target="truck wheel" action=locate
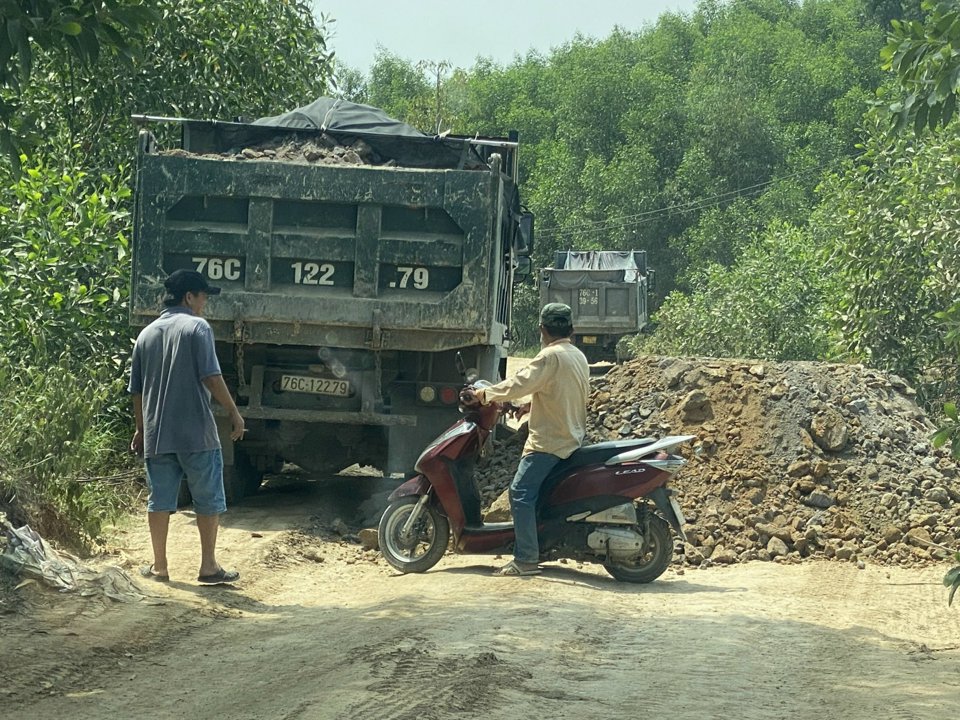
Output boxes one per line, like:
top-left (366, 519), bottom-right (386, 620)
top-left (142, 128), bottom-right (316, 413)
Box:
top-left (378, 496), bottom-right (450, 573)
top-left (223, 451), bottom-right (262, 505)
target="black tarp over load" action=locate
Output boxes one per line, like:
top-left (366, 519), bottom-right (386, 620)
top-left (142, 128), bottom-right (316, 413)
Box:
top-left (178, 97), bottom-right (489, 169)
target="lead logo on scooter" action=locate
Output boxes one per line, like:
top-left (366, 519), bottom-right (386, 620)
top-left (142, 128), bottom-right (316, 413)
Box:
top-left (614, 467), bottom-right (647, 475)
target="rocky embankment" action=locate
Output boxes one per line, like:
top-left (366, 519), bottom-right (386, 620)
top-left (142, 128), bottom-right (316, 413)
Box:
top-left (475, 356), bottom-right (960, 567)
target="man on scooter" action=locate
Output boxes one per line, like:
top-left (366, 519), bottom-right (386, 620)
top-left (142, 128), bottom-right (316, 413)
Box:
top-left (460, 303), bottom-right (590, 576)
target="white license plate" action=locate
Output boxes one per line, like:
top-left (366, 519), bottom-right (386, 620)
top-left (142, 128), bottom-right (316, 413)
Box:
top-left (280, 374), bottom-right (350, 397)
top-left (581, 335), bottom-right (598, 344)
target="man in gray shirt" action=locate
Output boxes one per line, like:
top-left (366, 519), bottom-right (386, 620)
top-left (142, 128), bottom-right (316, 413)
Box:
top-left (129, 269), bottom-right (245, 584)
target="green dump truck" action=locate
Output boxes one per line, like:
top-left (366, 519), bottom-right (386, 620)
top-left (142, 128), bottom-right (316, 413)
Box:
top-left (130, 98), bottom-right (533, 500)
top-left (539, 250), bottom-right (651, 363)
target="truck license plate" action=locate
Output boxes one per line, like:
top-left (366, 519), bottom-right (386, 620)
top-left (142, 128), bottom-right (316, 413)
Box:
top-left (581, 336), bottom-right (597, 344)
top-left (280, 375), bottom-right (350, 397)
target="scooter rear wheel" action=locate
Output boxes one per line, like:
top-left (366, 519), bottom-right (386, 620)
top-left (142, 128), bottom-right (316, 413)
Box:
top-left (603, 514), bottom-right (674, 583)
top-left (379, 496), bottom-right (450, 574)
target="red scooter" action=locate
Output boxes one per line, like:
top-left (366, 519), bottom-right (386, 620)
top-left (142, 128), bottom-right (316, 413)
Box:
top-left (378, 375), bottom-right (693, 583)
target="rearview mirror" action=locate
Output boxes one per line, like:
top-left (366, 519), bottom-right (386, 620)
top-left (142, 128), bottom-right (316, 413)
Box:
top-left (514, 212), bottom-right (534, 255)
top-left (512, 255), bottom-right (532, 283)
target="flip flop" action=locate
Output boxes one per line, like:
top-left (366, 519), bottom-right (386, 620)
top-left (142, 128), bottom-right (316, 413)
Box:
top-left (139, 564), bottom-right (169, 582)
top-left (494, 560), bottom-right (541, 577)
top-left (197, 567), bottom-right (240, 584)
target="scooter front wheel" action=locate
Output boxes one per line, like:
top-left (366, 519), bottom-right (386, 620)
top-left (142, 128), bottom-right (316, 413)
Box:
top-left (603, 514), bottom-right (674, 583)
top-left (378, 496), bottom-right (450, 573)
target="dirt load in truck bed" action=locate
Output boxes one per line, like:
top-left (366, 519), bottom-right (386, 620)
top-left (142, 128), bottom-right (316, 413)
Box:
top-left (163, 136), bottom-right (387, 166)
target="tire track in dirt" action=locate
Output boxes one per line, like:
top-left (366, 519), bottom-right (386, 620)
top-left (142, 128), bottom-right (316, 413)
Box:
top-left (5, 484), bottom-right (960, 720)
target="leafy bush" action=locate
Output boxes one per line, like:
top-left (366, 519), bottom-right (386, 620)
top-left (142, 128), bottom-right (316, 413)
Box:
top-left (817, 121), bottom-right (960, 404)
top-left (0, 357), bottom-right (137, 549)
top-left (0, 157), bottom-right (136, 547)
top-left (629, 223), bottom-right (831, 361)
top-left (0, 156), bottom-right (131, 373)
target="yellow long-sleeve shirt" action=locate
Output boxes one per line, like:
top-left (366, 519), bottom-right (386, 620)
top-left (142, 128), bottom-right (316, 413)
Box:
top-left (477, 339), bottom-right (590, 459)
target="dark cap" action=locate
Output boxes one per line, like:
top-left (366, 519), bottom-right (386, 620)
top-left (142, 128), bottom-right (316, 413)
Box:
top-left (539, 302), bottom-right (572, 325)
top-left (163, 269), bottom-right (221, 299)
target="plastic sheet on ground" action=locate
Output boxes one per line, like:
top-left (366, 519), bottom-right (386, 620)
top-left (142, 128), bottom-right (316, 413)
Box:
top-left (1, 520), bottom-right (144, 603)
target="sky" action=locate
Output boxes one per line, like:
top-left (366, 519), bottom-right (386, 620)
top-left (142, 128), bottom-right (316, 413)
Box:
top-left (311, 0), bottom-right (701, 72)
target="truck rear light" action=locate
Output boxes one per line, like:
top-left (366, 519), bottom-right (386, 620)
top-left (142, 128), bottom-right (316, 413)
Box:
top-left (419, 386), bottom-right (437, 403)
top-left (440, 386), bottom-right (459, 405)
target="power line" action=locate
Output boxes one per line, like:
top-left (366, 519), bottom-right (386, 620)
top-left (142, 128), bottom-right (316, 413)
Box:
top-left (535, 166), bottom-right (822, 242)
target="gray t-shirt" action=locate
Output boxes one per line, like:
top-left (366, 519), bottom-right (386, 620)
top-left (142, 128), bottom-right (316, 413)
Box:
top-left (128, 307), bottom-right (222, 458)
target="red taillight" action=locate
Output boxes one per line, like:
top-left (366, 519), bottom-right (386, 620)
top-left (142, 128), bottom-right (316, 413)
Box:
top-left (440, 386), bottom-right (459, 405)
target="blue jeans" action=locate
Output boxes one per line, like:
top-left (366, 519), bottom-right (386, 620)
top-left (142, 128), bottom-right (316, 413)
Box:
top-left (145, 449), bottom-right (226, 515)
top-left (510, 452), bottom-right (561, 564)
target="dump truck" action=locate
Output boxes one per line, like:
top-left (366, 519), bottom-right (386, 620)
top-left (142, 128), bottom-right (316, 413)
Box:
top-left (539, 250), bottom-right (651, 362)
top-left (130, 98), bottom-right (533, 500)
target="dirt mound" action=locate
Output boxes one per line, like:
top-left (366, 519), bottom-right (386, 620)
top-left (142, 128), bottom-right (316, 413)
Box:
top-left (162, 136), bottom-right (389, 166)
top-left (475, 356), bottom-right (960, 567)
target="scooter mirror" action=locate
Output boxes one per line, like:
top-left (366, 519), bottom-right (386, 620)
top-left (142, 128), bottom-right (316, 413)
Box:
top-left (455, 352), bottom-right (467, 379)
top-left (465, 367), bottom-right (480, 384)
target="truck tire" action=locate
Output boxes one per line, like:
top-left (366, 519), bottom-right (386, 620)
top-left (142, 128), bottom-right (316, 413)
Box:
top-left (223, 450), bottom-right (262, 505)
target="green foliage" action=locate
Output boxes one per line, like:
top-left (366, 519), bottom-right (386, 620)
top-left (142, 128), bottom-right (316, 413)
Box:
top-left (932, 401), bottom-right (960, 456)
top-left (945, 553), bottom-right (960, 606)
top-left (351, 0), bottom-right (890, 350)
top-left (816, 121), bottom-right (960, 401)
top-left (0, 156), bottom-right (131, 371)
top-left (0, 155), bottom-right (135, 546)
top-left (930, 302), bottom-right (960, 458)
top-left (16, 0), bottom-right (333, 171)
top-left (0, 0), bottom-right (158, 165)
top-left (882, 0), bottom-right (960, 133)
top-left (630, 223), bottom-right (831, 361)
top-left (0, 357), bottom-right (135, 548)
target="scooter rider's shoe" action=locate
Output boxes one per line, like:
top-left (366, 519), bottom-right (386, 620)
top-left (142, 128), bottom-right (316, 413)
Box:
top-left (494, 560), bottom-right (541, 577)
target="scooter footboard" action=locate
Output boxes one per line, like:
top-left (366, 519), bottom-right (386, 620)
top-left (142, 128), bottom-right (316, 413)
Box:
top-left (648, 486), bottom-right (687, 541)
top-left (388, 474), bottom-right (431, 501)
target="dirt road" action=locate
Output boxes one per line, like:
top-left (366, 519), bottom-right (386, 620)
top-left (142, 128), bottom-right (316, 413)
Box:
top-left (3, 473), bottom-right (959, 720)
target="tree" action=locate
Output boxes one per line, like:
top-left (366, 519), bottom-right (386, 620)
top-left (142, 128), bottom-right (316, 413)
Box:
top-left (0, 0), bottom-right (158, 166)
top-left (882, 0), bottom-right (960, 133)
top-left (816, 121), bottom-right (960, 402)
top-left (16, 0), bottom-right (333, 171)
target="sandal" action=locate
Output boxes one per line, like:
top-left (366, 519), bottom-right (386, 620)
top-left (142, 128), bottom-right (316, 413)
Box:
top-left (494, 560), bottom-right (541, 577)
top-left (197, 567), bottom-right (240, 584)
top-left (139, 564), bottom-right (169, 582)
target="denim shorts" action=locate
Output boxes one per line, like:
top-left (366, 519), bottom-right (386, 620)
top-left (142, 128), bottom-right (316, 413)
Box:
top-left (145, 449), bottom-right (226, 515)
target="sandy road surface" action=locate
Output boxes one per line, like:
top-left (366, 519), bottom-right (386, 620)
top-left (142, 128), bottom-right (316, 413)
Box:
top-left (3, 474), bottom-right (959, 720)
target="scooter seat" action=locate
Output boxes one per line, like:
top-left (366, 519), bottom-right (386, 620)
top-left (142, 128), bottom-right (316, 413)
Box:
top-left (550, 438), bottom-right (657, 477)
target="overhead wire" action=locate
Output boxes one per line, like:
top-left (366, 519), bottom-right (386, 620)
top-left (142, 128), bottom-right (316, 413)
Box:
top-left (534, 165), bottom-right (824, 242)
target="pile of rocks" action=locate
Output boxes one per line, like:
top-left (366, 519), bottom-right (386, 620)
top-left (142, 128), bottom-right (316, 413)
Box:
top-left (475, 356), bottom-right (960, 567)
